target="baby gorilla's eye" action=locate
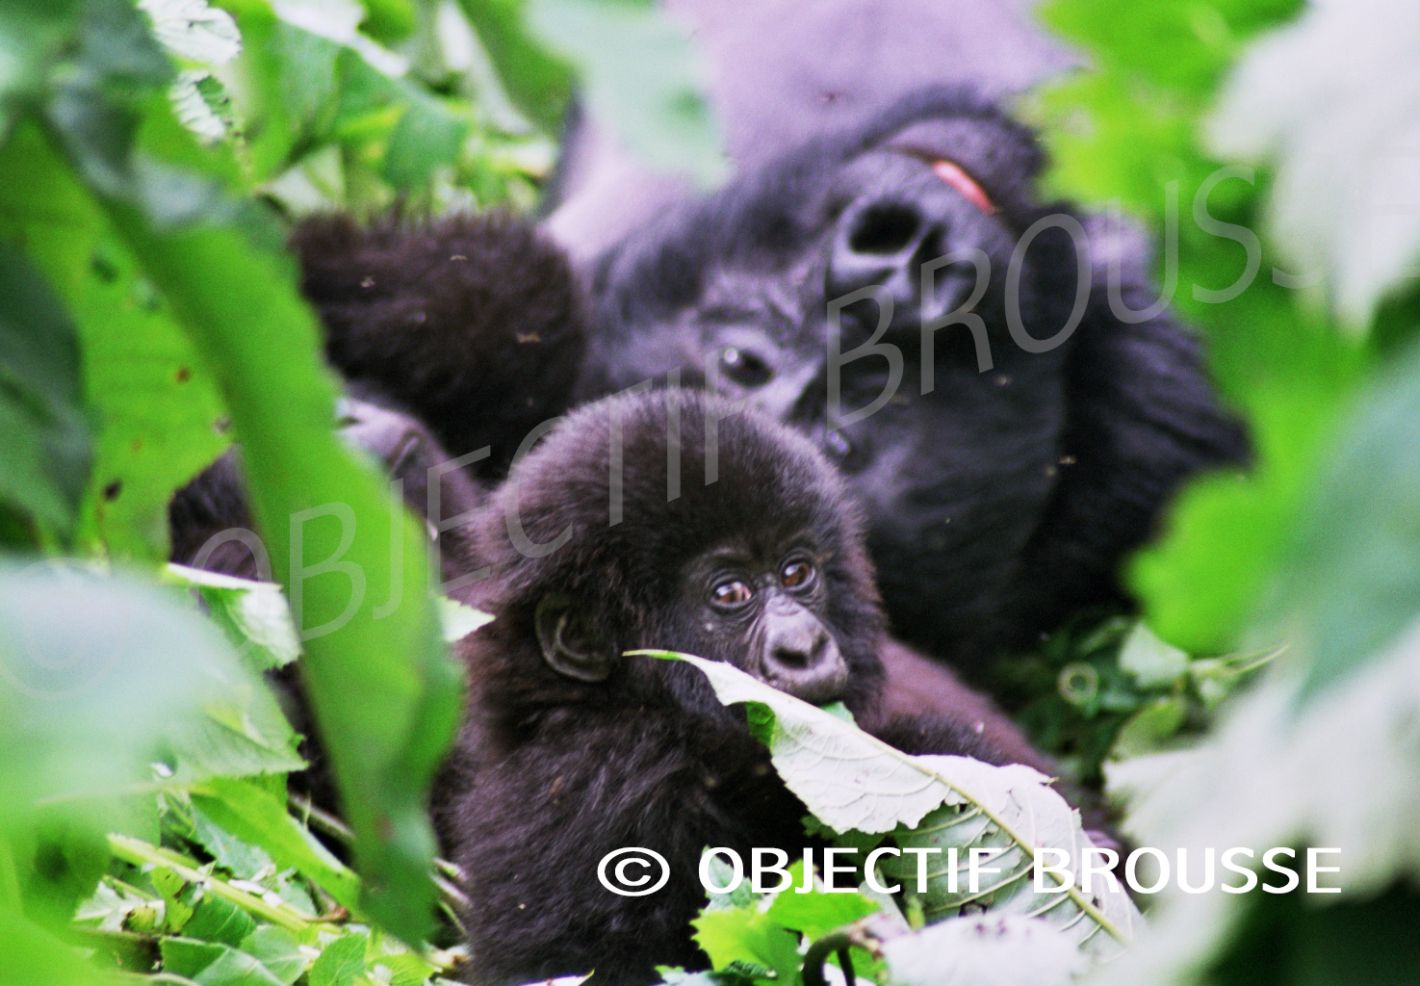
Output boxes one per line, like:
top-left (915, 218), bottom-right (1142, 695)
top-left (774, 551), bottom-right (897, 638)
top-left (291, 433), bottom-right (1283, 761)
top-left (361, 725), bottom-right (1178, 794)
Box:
top-left (718, 345), bottom-right (773, 388)
top-left (710, 579), bottom-right (754, 609)
top-left (780, 559), bottom-right (816, 590)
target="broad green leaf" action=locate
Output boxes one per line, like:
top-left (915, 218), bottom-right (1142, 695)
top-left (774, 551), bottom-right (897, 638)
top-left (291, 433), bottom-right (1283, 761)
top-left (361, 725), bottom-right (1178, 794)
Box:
top-left (240, 925), bottom-right (308, 986)
top-left (192, 777), bottom-right (361, 912)
top-left (883, 914), bottom-right (1085, 986)
top-left (0, 907), bottom-right (117, 986)
top-left (309, 930), bottom-right (369, 985)
top-left (0, 124), bottom-right (230, 561)
top-left (170, 565), bottom-right (303, 671)
top-left (764, 871), bottom-right (879, 938)
top-left (648, 653), bottom-right (1140, 958)
top-left (160, 936), bottom-right (287, 986)
top-left (182, 890), bottom-right (258, 948)
top-left (691, 907), bottom-right (800, 983)
top-left (189, 799), bottom-right (279, 878)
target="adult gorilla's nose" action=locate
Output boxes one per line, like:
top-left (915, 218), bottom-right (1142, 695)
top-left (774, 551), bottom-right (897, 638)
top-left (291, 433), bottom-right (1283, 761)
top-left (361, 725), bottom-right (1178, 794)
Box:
top-left (826, 193), bottom-right (943, 317)
top-left (761, 608), bottom-right (848, 704)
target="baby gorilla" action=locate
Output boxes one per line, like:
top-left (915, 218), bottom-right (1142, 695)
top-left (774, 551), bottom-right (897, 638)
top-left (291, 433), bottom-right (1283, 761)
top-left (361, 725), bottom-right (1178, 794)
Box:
top-left (442, 390), bottom-right (1053, 986)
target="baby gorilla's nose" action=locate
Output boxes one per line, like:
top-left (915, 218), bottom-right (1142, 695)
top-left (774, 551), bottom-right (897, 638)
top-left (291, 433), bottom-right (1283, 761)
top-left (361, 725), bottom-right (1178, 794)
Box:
top-left (761, 611), bottom-right (848, 705)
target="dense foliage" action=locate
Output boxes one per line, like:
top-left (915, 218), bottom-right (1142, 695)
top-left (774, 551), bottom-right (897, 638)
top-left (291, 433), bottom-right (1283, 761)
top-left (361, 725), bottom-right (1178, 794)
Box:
top-left (1, 0), bottom-right (1418, 983)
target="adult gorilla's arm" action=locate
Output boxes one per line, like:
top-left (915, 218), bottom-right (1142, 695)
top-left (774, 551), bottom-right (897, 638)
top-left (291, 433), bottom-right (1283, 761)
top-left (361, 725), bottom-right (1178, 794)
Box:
top-left (290, 213), bottom-right (586, 479)
top-left (545, 0), bottom-right (1076, 259)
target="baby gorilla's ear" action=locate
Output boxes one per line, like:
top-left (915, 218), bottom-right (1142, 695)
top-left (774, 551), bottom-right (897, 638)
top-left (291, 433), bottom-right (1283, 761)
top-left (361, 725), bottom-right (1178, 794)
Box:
top-left (534, 594), bottom-right (613, 682)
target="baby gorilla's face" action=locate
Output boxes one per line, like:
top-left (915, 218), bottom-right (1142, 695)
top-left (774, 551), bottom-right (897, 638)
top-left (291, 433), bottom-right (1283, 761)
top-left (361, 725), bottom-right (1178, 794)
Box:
top-left (676, 537), bottom-right (848, 705)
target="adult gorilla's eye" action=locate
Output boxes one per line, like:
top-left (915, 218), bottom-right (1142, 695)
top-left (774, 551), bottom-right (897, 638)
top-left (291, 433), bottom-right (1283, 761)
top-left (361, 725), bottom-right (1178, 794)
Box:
top-left (710, 579), bottom-right (754, 609)
top-left (780, 559), bottom-right (815, 590)
top-left (718, 346), bottom-right (773, 387)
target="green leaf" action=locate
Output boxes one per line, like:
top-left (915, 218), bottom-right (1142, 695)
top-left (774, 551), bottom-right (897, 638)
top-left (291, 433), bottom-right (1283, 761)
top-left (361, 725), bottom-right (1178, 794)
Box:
top-left (0, 565), bottom-right (284, 821)
top-left (381, 93), bottom-right (470, 190)
top-left (764, 873), bottom-right (879, 938)
top-left (1272, 341), bottom-right (1420, 700)
top-left (454, 0), bottom-right (572, 132)
top-left (1117, 623), bottom-right (1189, 689)
top-left (309, 931), bottom-right (369, 986)
top-left (240, 925), bottom-right (308, 986)
top-left (0, 244), bottom-right (92, 537)
top-left (646, 652), bottom-right (1140, 957)
top-left (192, 777), bottom-right (361, 912)
top-left (170, 565), bottom-right (303, 671)
top-left (160, 936), bottom-right (287, 986)
top-left (526, 0), bottom-right (724, 187)
top-left (0, 124), bottom-right (230, 561)
top-left (182, 891), bottom-right (258, 948)
top-left (691, 907), bottom-right (800, 982)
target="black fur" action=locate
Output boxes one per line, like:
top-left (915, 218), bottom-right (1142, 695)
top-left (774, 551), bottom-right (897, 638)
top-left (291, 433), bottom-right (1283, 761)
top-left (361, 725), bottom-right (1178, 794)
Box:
top-left (580, 87), bottom-right (1249, 676)
top-left (442, 390), bottom-right (1061, 986)
top-left (292, 212), bottom-right (587, 477)
top-left (168, 397), bottom-right (481, 582)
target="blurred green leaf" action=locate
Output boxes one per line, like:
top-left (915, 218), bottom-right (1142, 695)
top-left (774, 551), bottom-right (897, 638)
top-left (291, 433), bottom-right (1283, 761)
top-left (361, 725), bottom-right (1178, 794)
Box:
top-left (764, 870), bottom-right (878, 938)
top-left (526, 0), bottom-right (724, 187)
top-left (1271, 341), bottom-right (1420, 700)
top-left (454, 0), bottom-right (572, 132)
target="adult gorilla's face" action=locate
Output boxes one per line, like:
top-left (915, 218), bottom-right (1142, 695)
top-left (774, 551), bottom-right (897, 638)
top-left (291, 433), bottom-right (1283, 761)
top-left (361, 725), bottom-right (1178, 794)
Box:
top-left (582, 90), bottom-right (1246, 669)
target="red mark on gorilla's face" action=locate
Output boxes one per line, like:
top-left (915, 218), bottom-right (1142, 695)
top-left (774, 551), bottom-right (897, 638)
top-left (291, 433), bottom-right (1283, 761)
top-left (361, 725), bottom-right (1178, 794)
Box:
top-left (932, 159), bottom-right (995, 215)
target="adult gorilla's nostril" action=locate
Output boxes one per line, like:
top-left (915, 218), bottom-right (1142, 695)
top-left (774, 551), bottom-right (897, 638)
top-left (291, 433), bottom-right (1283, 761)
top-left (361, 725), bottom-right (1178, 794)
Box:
top-left (848, 203), bottom-right (922, 255)
top-left (826, 196), bottom-right (942, 316)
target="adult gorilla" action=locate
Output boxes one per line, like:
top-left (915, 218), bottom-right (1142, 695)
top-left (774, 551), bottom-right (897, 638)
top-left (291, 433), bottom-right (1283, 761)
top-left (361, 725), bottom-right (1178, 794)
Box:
top-left (577, 88), bottom-right (1248, 677)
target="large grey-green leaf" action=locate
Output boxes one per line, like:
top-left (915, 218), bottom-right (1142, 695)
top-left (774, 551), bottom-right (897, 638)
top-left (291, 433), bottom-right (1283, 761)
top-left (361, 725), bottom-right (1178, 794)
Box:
top-left (1209, 0), bottom-right (1420, 327)
top-left (650, 653), bottom-right (1140, 958)
top-left (884, 913), bottom-right (1086, 986)
top-left (0, 564), bottom-right (285, 819)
